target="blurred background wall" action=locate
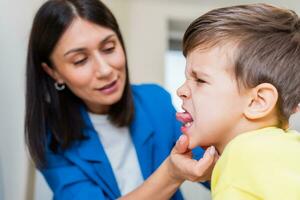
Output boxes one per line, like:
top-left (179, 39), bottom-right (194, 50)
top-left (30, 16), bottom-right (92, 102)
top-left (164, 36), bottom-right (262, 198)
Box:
top-left (0, 0), bottom-right (299, 200)
top-left (0, 0), bottom-right (45, 200)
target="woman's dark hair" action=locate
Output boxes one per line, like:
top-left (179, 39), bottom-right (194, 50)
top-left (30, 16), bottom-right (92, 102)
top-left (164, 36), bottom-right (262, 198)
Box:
top-left (25, 0), bottom-right (134, 168)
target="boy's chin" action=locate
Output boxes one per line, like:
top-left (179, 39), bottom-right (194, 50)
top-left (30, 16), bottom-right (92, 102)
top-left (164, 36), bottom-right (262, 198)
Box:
top-left (188, 139), bottom-right (204, 150)
top-left (188, 137), bottom-right (210, 150)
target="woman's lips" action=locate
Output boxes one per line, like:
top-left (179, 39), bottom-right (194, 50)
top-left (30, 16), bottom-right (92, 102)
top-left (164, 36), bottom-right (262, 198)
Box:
top-left (97, 79), bottom-right (118, 95)
top-left (176, 112), bottom-right (194, 134)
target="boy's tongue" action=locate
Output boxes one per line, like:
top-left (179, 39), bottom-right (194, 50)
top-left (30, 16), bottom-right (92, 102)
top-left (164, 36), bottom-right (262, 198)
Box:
top-left (176, 112), bottom-right (193, 123)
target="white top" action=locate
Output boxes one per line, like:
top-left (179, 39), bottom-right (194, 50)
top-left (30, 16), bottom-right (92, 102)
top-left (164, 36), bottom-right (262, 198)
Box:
top-left (88, 112), bottom-right (144, 195)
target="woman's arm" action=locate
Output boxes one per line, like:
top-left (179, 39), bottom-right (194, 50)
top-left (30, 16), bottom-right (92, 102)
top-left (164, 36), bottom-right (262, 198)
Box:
top-left (120, 135), bottom-right (218, 200)
top-left (41, 134), bottom-right (217, 200)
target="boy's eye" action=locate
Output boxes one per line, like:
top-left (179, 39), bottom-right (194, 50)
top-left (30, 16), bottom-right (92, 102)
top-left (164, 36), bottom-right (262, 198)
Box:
top-left (196, 78), bottom-right (206, 83)
top-left (74, 57), bottom-right (87, 65)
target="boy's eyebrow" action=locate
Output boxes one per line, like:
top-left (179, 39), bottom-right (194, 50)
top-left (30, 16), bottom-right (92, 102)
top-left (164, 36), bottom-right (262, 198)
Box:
top-left (192, 68), bottom-right (211, 78)
top-left (63, 34), bottom-right (116, 57)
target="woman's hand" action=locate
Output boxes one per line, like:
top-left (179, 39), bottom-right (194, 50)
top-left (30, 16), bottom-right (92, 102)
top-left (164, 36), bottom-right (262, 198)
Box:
top-left (167, 135), bottom-right (219, 183)
top-left (120, 135), bottom-right (218, 200)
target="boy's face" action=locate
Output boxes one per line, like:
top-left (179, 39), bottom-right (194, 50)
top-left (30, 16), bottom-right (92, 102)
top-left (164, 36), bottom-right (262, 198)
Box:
top-left (177, 46), bottom-right (249, 151)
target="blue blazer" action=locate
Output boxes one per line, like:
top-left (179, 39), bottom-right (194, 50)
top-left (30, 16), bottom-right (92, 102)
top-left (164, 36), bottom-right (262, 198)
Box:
top-left (41, 84), bottom-right (205, 200)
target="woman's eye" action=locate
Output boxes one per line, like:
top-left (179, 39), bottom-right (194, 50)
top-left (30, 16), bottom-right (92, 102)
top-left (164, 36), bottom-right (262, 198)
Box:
top-left (74, 58), bottom-right (87, 65)
top-left (103, 46), bottom-right (115, 53)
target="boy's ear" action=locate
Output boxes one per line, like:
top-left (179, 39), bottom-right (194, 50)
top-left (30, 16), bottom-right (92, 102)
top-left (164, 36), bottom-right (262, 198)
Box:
top-left (41, 62), bottom-right (63, 83)
top-left (244, 83), bottom-right (278, 120)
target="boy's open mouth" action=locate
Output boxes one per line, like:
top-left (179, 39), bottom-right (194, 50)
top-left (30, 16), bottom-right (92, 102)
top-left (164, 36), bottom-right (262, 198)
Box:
top-left (176, 111), bottom-right (194, 133)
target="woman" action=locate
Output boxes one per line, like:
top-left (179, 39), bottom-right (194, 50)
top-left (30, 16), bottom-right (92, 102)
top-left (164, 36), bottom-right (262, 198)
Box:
top-left (25, 0), bottom-right (217, 199)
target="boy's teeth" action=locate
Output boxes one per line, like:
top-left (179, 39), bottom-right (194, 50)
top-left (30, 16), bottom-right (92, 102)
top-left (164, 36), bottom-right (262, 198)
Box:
top-left (185, 122), bottom-right (192, 127)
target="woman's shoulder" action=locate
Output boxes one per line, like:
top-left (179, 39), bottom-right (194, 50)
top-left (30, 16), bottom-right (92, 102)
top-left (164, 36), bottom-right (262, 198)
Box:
top-left (131, 83), bottom-right (169, 96)
top-left (131, 83), bottom-right (172, 103)
top-left (130, 83), bottom-right (175, 115)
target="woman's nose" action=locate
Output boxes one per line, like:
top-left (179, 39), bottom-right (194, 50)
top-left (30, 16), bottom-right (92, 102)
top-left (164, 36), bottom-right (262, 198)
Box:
top-left (95, 55), bottom-right (113, 78)
top-left (177, 82), bottom-right (190, 99)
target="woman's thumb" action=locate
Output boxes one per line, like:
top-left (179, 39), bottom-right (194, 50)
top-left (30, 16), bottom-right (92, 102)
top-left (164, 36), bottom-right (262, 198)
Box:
top-left (174, 135), bottom-right (189, 154)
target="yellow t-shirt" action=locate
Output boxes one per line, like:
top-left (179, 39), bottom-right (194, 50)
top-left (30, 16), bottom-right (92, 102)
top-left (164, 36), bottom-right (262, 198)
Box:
top-left (211, 127), bottom-right (300, 200)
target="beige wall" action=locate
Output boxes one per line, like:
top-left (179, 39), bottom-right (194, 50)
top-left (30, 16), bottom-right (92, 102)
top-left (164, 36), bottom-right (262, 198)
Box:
top-left (104, 0), bottom-right (214, 85)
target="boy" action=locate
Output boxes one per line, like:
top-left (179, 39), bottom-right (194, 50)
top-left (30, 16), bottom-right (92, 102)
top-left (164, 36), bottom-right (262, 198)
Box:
top-left (176, 3), bottom-right (300, 200)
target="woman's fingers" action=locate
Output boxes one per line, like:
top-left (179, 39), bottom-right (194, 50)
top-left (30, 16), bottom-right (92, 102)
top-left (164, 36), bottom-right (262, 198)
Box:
top-left (197, 146), bottom-right (216, 167)
top-left (213, 148), bottom-right (220, 164)
top-left (192, 146), bottom-right (217, 180)
top-left (173, 135), bottom-right (189, 154)
top-left (169, 135), bottom-right (220, 182)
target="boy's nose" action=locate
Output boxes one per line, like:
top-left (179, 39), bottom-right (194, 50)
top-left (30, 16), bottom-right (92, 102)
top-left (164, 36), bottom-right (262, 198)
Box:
top-left (177, 82), bottom-right (190, 99)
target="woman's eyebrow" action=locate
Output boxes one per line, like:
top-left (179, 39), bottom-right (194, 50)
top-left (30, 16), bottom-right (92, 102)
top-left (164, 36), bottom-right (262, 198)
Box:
top-left (63, 34), bottom-right (116, 57)
top-left (64, 47), bottom-right (85, 57)
top-left (100, 34), bottom-right (115, 45)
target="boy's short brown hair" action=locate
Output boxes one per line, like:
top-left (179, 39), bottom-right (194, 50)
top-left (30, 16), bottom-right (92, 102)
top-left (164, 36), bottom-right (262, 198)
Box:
top-left (183, 3), bottom-right (300, 125)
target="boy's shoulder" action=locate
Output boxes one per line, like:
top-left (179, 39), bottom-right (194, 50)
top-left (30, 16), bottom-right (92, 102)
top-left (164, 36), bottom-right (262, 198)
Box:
top-left (221, 127), bottom-right (300, 169)
top-left (227, 127), bottom-right (299, 151)
top-left (213, 128), bottom-right (300, 199)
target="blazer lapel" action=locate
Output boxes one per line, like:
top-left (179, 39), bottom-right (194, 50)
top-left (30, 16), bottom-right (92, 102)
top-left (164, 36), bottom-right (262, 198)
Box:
top-left (65, 98), bottom-right (155, 198)
top-left (130, 99), bottom-right (154, 179)
top-left (65, 108), bottom-right (121, 198)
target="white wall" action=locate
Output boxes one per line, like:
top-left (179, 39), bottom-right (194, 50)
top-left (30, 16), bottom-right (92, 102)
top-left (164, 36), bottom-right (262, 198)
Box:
top-left (0, 0), bottom-right (44, 199)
